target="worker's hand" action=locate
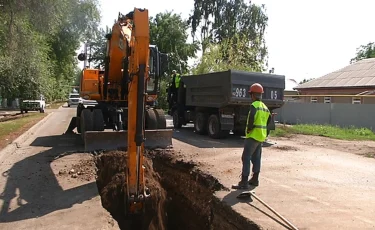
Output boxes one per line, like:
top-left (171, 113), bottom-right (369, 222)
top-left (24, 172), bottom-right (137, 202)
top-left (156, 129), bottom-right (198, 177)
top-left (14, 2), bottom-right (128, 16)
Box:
top-left (247, 128), bottom-right (252, 133)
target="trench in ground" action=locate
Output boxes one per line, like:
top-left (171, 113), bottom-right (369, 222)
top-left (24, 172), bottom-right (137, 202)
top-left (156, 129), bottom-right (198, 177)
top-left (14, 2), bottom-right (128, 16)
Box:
top-left (94, 149), bottom-right (261, 230)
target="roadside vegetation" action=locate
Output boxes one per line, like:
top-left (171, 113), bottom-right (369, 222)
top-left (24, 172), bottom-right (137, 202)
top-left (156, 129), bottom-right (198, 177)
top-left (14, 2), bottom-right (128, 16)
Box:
top-left (0, 113), bottom-right (47, 150)
top-left (271, 124), bottom-right (375, 141)
top-left (46, 101), bottom-right (66, 109)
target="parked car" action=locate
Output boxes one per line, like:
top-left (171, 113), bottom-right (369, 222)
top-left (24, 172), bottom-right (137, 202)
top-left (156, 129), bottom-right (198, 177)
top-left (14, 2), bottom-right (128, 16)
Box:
top-left (20, 94), bottom-right (46, 113)
top-left (68, 93), bottom-right (80, 107)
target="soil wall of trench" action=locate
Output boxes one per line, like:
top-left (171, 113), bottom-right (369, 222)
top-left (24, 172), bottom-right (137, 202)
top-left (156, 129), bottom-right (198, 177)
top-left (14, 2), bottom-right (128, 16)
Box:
top-left (94, 149), bottom-right (261, 230)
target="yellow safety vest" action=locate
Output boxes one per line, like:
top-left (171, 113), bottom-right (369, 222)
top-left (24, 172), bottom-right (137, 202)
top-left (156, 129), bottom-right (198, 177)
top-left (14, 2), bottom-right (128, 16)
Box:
top-left (175, 74), bottom-right (181, 88)
top-left (245, 100), bottom-right (270, 142)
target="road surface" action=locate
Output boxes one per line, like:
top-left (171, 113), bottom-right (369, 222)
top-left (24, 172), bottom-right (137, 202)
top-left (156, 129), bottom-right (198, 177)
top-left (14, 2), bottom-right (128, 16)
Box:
top-left (0, 106), bottom-right (118, 230)
top-left (1, 106), bottom-right (374, 230)
top-left (172, 126), bottom-right (375, 229)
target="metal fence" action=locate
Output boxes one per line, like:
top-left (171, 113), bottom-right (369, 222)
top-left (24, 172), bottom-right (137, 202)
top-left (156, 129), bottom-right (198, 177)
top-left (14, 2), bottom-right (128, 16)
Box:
top-left (274, 102), bottom-right (375, 131)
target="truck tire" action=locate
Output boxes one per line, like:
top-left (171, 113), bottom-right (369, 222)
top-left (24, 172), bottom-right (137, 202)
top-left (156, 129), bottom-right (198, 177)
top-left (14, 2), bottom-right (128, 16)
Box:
top-left (194, 112), bottom-right (208, 134)
top-left (154, 109), bottom-right (167, 129)
top-left (80, 109), bottom-right (94, 140)
top-left (208, 114), bottom-right (228, 139)
top-left (93, 109), bottom-right (105, 131)
top-left (172, 110), bottom-right (182, 129)
top-left (146, 109), bottom-right (158, 129)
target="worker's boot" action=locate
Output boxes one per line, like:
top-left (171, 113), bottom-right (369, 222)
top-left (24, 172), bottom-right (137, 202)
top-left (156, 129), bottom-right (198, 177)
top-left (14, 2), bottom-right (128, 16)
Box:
top-left (232, 176), bottom-right (250, 189)
top-left (249, 172), bottom-right (259, 186)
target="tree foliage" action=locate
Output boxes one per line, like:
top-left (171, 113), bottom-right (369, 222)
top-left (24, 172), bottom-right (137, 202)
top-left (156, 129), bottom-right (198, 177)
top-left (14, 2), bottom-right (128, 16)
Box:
top-left (150, 11), bottom-right (199, 74)
top-left (188, 0), bottom-right (268, 72)
top-left (350, 42), bottom-right (375, 64)
top-left (0, 0), bottom-right (101, 102)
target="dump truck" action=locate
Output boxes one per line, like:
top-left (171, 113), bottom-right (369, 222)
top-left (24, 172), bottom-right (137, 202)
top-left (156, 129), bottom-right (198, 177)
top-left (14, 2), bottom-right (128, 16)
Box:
top-left (167, 70), bottom-right (285, 138)
top-left (68, 9), bottom-right (173, 152)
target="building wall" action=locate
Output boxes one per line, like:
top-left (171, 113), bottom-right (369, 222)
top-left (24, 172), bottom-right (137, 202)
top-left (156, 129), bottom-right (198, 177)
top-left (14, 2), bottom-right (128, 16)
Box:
top-left (274, 102), bottom-right (375, 131)
top-left (296, 87), bottom-right (375, 104)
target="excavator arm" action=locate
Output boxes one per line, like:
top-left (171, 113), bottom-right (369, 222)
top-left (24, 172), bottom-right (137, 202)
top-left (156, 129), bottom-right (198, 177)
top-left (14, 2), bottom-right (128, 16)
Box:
top-left (124, 8), bottom-right (150, 215)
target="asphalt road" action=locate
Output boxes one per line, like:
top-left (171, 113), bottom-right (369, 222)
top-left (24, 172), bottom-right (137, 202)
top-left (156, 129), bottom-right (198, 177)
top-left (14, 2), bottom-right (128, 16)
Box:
top-left (0, 106), bottom-right (118, 230)
top-left (0, 106), bottom-right (374, 230)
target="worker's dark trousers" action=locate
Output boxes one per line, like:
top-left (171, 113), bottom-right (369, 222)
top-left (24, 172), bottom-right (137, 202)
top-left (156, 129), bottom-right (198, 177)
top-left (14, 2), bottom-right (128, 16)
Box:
top-left (241, 138), bottom-right (262, 177)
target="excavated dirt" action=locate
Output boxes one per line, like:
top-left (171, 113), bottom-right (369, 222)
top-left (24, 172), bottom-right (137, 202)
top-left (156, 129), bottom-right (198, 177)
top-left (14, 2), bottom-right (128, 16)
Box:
top-left (94, 149), bottom-right (260, 230)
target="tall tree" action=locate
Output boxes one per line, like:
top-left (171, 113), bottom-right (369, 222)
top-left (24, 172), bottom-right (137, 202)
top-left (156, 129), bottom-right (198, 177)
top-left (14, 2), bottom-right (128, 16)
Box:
top-left (149, 11), bottom-right (199, 74)
top-left (350, 42), bottom-right (375, 64)
top-left (188, 0), bottom-right (268, 72)
top-left (0, 0), bottom-right (101, 101)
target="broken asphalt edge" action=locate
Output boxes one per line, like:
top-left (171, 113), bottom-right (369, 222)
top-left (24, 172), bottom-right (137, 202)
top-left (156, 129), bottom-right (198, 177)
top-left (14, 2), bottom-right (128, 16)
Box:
top-left (0, 111), bottom-right (55, 158)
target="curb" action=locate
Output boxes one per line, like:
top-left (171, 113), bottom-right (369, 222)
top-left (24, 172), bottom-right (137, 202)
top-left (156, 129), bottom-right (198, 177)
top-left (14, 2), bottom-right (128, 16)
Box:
top-left (0, 112), bottom-right (55, 158)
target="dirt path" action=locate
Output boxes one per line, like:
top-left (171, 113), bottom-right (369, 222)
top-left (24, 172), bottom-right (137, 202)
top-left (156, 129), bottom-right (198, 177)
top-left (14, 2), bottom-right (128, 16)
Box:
top-left (171, 125), bottom-right (375, 230)
top-left (0, 106), bottom-right (118, 230)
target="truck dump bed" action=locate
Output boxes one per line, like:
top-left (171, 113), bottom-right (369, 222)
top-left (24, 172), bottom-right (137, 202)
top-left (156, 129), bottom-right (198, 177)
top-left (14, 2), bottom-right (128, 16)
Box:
top-left (181, 69), bottom-right (285, 109)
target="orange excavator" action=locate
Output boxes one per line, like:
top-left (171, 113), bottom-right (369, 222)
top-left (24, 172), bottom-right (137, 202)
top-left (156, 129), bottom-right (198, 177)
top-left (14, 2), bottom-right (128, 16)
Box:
top-left (73, 8), bottom-right (173, 215)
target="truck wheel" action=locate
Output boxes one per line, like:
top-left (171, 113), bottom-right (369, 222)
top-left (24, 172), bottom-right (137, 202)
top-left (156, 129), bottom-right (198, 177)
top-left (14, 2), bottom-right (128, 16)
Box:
top-left (154, 109), bottom-right (167, 129)
top-left (208, 114), bottom-right (228, 139)
top-left (172, 110), bottom-right (182, 129)
top-left (93, 109), bottom-right (105, 131)
top-left (194, 112), bottom-right (208, 135)
top-left (80, 109), bottom-right (94, 140)
top-left (145, 109), bottom-right (158, 129)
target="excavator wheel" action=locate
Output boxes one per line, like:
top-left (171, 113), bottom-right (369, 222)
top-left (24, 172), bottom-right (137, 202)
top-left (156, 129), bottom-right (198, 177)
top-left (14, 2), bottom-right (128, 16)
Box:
top-left (80, 109), bottom-right (94, 140)
top-left (154, 109), bottom-right (167, 129)
top-left (145, 109), bottom-right (158, 129)
top-left (93, 109), bottom-right (105, 131)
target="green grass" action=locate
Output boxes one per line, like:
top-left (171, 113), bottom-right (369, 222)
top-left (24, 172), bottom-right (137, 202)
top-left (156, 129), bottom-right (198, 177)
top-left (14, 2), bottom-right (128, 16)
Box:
top-left (0, 113), bottom-right (47, 148)
top-left (270, 124), bottom-right (375, 141)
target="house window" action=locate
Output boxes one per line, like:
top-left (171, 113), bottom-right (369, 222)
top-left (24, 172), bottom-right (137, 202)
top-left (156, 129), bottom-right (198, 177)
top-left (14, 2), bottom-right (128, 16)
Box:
top-left (352, 97), bottom-right (361, 104)
top-left (324, 97), bottom-right (331, 103)
top-left (311, 97), bottom-right (317, 103)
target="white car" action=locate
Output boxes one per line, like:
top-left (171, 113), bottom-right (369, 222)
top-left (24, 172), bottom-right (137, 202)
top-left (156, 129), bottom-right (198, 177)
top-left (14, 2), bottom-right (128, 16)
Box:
top-left (20, 94), bottom-right (46, 113)
top-left (68, 93), bottom-right (80, 107)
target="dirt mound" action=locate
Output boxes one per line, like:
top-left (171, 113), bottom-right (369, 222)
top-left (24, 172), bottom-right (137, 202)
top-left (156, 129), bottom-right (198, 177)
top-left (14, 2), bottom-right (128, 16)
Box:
top-left (95, 151), bottom-right (167, 230)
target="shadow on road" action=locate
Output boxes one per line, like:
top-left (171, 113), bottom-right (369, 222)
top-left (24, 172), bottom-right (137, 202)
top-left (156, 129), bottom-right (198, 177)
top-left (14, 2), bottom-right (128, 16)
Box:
top-left (173, 126), bottom-right (276, 149)
top-left (221, 189), bottom-right (291, 229)
top-left (0, 132), bottom-right (98, 223)
top-left (173, 127), bottom-right (245, 148)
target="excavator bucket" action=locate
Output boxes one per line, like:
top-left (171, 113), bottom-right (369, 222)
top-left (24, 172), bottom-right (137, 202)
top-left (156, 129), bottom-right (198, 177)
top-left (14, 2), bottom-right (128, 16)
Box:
top-left (83, 129), bottom-right (173, 152)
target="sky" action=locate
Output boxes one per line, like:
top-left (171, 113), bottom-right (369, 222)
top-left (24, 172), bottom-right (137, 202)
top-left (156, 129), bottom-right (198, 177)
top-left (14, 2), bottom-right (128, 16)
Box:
top-left (92, 0), bottom-right (375, 90)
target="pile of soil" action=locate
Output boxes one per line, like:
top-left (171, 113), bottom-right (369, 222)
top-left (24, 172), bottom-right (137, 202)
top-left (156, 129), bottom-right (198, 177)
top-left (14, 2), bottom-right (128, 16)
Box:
top-left (95, 151), bottom-right (167, 230)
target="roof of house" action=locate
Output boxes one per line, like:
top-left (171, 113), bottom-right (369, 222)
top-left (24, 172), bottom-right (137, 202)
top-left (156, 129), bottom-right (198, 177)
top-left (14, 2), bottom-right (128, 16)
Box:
top-left (294, 58), bottom-right (375, 89)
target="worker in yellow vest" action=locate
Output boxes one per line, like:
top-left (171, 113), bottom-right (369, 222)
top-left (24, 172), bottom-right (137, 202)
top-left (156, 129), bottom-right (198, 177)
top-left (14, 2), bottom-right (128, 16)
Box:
top-left (232, 83), bottom-right (271, 189)
top-left (171, 70), bottom-right (181, 89)
top-left (170, 70), bottom-right (181, 104)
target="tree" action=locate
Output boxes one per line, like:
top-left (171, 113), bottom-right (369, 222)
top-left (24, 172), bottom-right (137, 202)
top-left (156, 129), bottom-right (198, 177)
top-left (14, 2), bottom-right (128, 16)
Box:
top-left (0, 0), bottom-right (101, 102)
top-left (350, 42), bottom-right (375, 64)
top-left (192, 35), bottom-right (264, 74)
top-left (88, 27), bottom-right (108, 69)
top-left (149, 11), bottom-right (199, 74)
top-left (188, 0), bottom-right (268, 72)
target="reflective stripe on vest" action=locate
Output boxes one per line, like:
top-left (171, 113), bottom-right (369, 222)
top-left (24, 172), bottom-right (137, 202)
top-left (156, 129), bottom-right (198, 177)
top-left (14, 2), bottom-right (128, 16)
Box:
top-left (245, 101), bottom-right (270, 142)
top-left (175, 74), bottom-right (181, 88)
